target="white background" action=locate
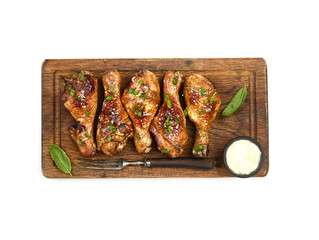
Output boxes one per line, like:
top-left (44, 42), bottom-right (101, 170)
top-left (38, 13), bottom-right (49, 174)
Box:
top-left (1, 0), bottom-right (318, 239)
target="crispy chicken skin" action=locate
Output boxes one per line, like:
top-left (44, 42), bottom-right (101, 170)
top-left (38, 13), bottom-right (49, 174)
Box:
top-left (96, 70), bottom-right (133, 156)
top-left (63, 71), bottom-right (97, 156)
top-left (183, 74), bottom-right (221, 157)
top-left (150, 71), bottom-right (188, 158)
top-left (121, 70), bottom-right (160, 153)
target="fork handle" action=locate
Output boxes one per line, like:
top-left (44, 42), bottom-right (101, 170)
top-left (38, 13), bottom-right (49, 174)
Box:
top-left (146, 158), bottom-right (215, 170)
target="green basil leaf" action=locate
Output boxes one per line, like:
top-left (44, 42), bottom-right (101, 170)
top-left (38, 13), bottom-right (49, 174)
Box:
top-left (106, 95), bottom-right (113, 100)
top-left (222, 84), bottom-right (247, 116)
top-left (194, 145), bottom-right (203, 152)
top-left (50, 144), bottom-right (72, 176)
top-left (162, 149), bottom-right (170, 154)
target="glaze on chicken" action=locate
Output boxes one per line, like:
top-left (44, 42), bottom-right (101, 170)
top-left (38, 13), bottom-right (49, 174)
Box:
top-left (150, 71), bottom-right (188, 158)
top-left (183, 74), bottom-right (221, 157)
top-left (121, 70), bottom-right (160, 153)
top-left (63, 71), bottom-right (97, 156)
top-left (96, 70), bottom-right (133, 156)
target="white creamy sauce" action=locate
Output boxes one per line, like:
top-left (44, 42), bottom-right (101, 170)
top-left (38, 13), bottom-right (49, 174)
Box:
top-left (226, 140), bottom-right (261, 175)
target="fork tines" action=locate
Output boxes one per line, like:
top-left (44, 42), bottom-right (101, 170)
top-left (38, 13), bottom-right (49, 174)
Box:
top-left (77, 158), bottom-right (123, 170)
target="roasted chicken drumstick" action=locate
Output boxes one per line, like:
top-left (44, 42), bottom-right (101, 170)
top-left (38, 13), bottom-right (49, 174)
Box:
top-left (63, 71), bottom-right (97, 156)
top-left (184, 74), bottom-right (221, 157)
top-left (150, 71), bottom-right (188, 158)
top-left (121, 70), bottom-right (160, 153)
top-left (96, 70), bottom-right (133, 156)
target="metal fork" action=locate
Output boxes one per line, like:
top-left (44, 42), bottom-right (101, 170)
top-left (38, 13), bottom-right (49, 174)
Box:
top-left (78, 158), bottom-right (215, 170)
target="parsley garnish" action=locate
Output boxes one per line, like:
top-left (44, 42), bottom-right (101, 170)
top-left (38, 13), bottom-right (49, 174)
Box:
top-left (70, 89), bottom-right (76, 97)
top-left (200, 87), bottom-right (205, 96)
top-left (133, 105), bottom-right (144, 117)
top-left (109, 86), bottom-right (116, 93)
top-left (107, 136), bottom-right (112, 142)
top-left (85, 109), bottom-right (90, 118)
top-left (78, 139), bottom-right (83, 147)
top-left (139, 93), bottom-right (148, 100)
top-left (209, 92), bottom-right (216, 104)
top-left (106, 95), bottom-right (113, 100)
top-left (194, 145), bottom-right (203, 152)
top-left (129, 88), bottom-right (139, 96)
top-left (138, 80), bottom-right (143, 85)
top-left (175, 117), bottom-right (181, 124)
top-left (162, 149), bottom-right (170, 154)
top-left (78, 72), bottom-right (85, 82)
top-left (137, 133), bottom-right (141, 140)
top-left (183, 109), bottom-right (188, 117)
top-left (165, 93), bottom-right (172, 108)
top-left (172, 77), bottom-right (178, 85)
top-left (108, 124), bottom-right (117, 133)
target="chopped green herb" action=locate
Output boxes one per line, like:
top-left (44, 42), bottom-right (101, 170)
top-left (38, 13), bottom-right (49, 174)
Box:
top-left (200, 87), bottom-right (205, 96)
top-left (106, 95), bottom-right (113, 100)
top-left (138, 79), bottom-right (143, 85)
top-left (85, 109), bottom-right (90, 118)
top-left (194, 145), bottom-right (204, 152)
top-left (175, 117), bottom-right (181, 124)
top-left (129, 88), bottom-right (139, 96)
top-left (167, 100), bottom-right (172, 108)
top-left (70, 89), bottom-right (76, 97)
top-left (78, 72), bottom-right (85, 82)
top-left (109, 86), bottom-right (116, 93)
top-left (75, 96), bottom-right (82, 100)
top-left (164, 114), bottom-right (171, 127)
top-left (209, 92), bottom-right (217, 104)
top-left (202, 133), bottom-right (206, 137)
top-left (172, 77), bottom-right (178, 85)
top-left (183, 109), bottom-right (188, 117)
top-left (164, 128), bottom-right (171, 134)
top-left (139, 93), bottom-right (148, 100)
top-left (162, 149), bottom-right (170, 154)
top-left (133, 105), bottom-right (144, 117)
top-left (165, 93), bottom-right (170, 100)
top-left (108, 124), bottom-right (117, 133)
top-left (84, 132), bottom-right (91, 139)
top-left (199, 110), bottom-right (206, 115)
top-left (107, 136), bottom-right (112, 142)
top-left (204, 99), bottom-right (208, 103)
top-left (137, 133), bottom-right (141, 140)
top-left (78, 139), bottom-right (83, 147)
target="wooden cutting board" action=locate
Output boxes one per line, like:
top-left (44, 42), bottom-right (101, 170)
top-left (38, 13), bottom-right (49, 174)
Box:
top-left (42, 58), bottom-right (268, 178)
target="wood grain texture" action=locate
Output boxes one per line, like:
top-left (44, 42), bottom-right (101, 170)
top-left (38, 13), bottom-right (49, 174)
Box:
top-left (42, 58), bottom-right (268, 178)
